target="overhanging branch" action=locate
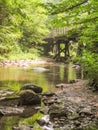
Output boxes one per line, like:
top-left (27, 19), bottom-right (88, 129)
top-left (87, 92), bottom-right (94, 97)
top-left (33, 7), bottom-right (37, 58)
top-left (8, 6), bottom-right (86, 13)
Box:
top-left (51, 0), bottom-right (89, 15)
top-left (76, 16), bottom-right (98, 24)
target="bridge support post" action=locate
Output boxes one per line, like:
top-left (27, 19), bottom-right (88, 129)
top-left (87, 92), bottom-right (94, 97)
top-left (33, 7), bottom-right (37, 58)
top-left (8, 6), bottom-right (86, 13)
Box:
top-left (53, 40), bottom-right (70, 62)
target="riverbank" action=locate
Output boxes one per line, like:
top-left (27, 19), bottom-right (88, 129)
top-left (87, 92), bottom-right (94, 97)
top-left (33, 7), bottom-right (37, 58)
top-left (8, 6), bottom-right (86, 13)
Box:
top-left (38, 79), bottom-right (98, 130)
top-left (0, 58), bottom-right (55, 68)
top-left (0, 58), bottom-right (97, 130)
top-left (0, 79), bottom-right (98, 130)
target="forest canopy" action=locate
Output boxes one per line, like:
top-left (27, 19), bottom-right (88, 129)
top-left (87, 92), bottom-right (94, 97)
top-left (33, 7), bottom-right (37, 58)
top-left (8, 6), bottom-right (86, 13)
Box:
top-left (0, 0), bottom-right (49, 57)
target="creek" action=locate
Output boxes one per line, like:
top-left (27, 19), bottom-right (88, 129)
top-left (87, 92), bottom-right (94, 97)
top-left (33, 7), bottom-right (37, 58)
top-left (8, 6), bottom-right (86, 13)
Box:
top-left (0, 62), bottom-right (82, 130)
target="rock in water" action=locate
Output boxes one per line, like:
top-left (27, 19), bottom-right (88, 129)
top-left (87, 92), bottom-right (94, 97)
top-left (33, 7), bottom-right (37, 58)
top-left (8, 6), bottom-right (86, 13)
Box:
top-left (19, 90), bottom-right (41, 105)
top-left (21, 83), bottom-right (42, 93)
top-left (32, 67), bottom-right (49, 72)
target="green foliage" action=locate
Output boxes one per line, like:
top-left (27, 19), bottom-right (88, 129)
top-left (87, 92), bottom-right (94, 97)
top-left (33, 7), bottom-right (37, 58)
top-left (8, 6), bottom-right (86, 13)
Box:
top-left (46, 0), bottom-right (98, 89)
top-left (20, 111), bottom-right (43, 130)
top-left (76, 51), bottom-right (98, 89)
top-left (0, 0), bottom-right (98, 89)
top-left (84, 125), bottom-right (98, 130)
top-left (8, 53), bottom-right (36, 60)
top-left (8, 48), bottom-right (41, 60)
top-left (0, 0), bottom-right (49, 58)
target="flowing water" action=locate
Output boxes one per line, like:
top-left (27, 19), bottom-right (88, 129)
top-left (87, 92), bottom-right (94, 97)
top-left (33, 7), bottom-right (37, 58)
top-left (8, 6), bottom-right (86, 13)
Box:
top-left (0, 63), bottom-right (82, 130)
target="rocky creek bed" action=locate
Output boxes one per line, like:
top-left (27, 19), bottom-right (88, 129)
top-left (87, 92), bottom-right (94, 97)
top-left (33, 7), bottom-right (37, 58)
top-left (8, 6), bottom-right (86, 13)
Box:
top-left (0, 58), bottom-right (54, 68)
top-left (40, 79), bottom-right (98, 130)
top-left (0, 79), bottom-right (98, 130)
top-left (0, 58), bottom-right (97, 130)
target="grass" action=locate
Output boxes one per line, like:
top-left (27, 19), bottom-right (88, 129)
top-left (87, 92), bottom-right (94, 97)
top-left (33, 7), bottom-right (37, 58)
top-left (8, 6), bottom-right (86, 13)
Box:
top-left (8, 53), bottom-right (37, 60)
top-left (0, 52), bottom-right (41, 60)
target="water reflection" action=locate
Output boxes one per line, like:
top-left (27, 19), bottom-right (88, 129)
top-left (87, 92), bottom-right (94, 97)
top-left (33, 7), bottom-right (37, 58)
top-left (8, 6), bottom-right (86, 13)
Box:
top-left (0, 63), bottom-right (82, 130)
top-left (0, 63), bottom-right (81, 92)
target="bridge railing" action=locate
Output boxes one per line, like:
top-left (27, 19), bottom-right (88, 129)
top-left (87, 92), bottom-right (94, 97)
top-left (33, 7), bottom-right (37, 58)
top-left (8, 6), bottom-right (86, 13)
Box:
top-left (48, 27), bottom-right (70, 38)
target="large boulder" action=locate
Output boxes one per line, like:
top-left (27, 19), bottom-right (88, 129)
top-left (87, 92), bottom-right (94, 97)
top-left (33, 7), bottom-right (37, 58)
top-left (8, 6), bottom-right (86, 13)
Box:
top-left (21, 83), bottom-right (42, 93)
top-left (19, 90), bottom-right (41, 106)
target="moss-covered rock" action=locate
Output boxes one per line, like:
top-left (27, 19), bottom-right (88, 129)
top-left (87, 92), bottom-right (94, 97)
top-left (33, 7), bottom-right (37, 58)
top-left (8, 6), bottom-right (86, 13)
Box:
top-left (19, 90), bottom-right (41, 105)
top-left (21, 83), bottom-right (42, 93)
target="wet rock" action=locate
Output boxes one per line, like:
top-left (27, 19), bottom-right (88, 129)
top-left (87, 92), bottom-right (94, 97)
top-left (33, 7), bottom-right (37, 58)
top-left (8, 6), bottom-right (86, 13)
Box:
top-left (95, 112), bottom-right (98, 118)
top-left (12, 125), bottom-right (33, 130)
top-left (0, 87), bottom-right (42, 106)
top-left (37, 115), bottom-right (54, 130)
top-left (43, 99), bottom-right (57, 106)
top-left (40, 106), bottom-right (49, 114)
top-left (72, 64), bottom-right (81, 69)
top-left (19, 90), bottom-right (41, 105)
top-left (42, 125), bottom-right (54, 130)
top-left (79, 107), bottom-right (93, 116)
top-left (74, 120), bottom-right (81, 127)
top-left (37, 119), bottom-right (46, 126)
top-left (42, 95), bottom-right (58, 106)
top-left (37, 115), bottom-right (50, 126)
top-left (68, 80), bottom-right (76, 84)
top-left (42, 92), bottom-right (56, 97)
top-left (42, 115), bottom-right (50, 123)
top-left (49, 105), bottom-right (67, 119)
top-left (21, 83), bottom-right (42, 93)
top-left (0, 90), bottom-right (14, 98)
top-left (0, 110), bottom-right (4, 116)
top-left (68, 112), bottom-right (79, 120)
top-left (55, 84), bottom-right (64, 89)
top-left (0, 106), bottom-right (24, 116)
top-left (32, 67), bottom-right (49, 72)
top-left (68, 79), bottom-right (79, 84)
top-left (34, 106), bottom-right (41, 110)
top-left (0, 97), bottom-right (20, 106)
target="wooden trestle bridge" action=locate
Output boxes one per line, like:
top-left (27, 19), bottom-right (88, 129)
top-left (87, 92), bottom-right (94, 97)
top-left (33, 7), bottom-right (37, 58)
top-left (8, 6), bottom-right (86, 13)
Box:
top-left (44, 27), bottom-right (77, 61)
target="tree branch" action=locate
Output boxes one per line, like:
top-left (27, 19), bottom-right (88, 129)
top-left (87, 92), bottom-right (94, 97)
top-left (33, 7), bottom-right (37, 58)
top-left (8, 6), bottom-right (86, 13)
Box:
top-left (51, 0), bottom-right (89, 15)
top-left (66, 0), bottom-right (88, 11)
top-left (76, 16), bottom-right (98, 24)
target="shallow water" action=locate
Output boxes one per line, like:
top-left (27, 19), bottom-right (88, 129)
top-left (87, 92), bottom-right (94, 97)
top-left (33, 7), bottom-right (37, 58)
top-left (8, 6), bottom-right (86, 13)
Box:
top-left (0, 63), bottom-right (81, 130)
top-left (0, 63), bottom-right (81, 91)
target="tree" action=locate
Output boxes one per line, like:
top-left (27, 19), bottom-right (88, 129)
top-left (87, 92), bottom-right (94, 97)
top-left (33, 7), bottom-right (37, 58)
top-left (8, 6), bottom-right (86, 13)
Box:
top-left (0, 0), bottom-right (49, 55)
top-left (45, 0), bottom-right (98, 89)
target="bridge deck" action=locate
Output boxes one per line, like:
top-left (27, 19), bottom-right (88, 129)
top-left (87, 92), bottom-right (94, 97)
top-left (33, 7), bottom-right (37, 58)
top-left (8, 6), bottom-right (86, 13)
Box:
top-left (47, 27), bottom-right (71, 38)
